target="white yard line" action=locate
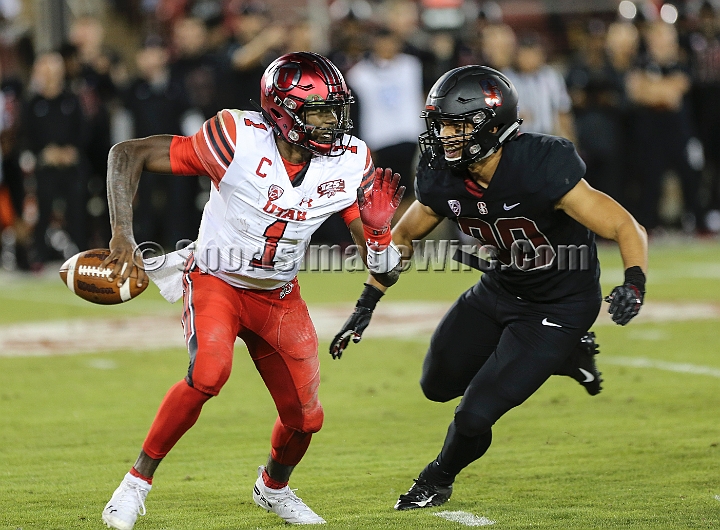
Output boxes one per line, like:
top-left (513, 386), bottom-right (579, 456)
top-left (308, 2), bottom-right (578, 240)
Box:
top-left (603, 357), bottom-right (720, 378)
top-left (0, 301), bottom-right (719, 357)
top-left (435, 511), bottom-right (495, 526)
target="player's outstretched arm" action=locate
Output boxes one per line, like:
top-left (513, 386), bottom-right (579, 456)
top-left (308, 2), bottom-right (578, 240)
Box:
top-left (330, 200), bottom-right (443, 359)
top-left (357, 168), bottom-right (406, 278)
top-left (103, 135), bottom-right (174, 288)
top-left (556, 179), bottom-right (648, 325)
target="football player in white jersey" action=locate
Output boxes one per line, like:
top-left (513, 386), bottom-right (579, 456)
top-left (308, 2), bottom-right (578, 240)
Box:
top-left (99, 52), bottom-right (404, 529)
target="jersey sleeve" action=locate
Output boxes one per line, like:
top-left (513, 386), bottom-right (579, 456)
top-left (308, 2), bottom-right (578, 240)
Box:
top-left (360, 147), bottom-right (375, 193)
top-left (543, 138), bottom-right (586, 203)
top-left (340, 145), bottom-right (374, 226)
top-left (341, 146), bottom-right (393, 246)
top-left (340, 203), bottom-right (360, 225)
top-left (181, 109), bottom-right (237, 187)
top-left (169, 136), bottom-right (206, 176)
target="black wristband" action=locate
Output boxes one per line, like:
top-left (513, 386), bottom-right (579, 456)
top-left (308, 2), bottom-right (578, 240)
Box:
top-left (357, 283), bottom-right (384, 311)
top-left (624, 266), bottom-right (646, 294)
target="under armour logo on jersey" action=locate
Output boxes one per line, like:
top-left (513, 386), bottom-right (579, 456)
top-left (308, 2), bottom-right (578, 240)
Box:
top-left (317, 179), bottom-right (346, 197)
top-left (268, 184), bottom-right (284, 201)
top-left (477, 201), bottom-right (488, 214)
top-left (300, 198), bottom-right (313, 208)
top-left (279, 282), bottom-right (294, 299)
top-left (448, 200), bottom-right (461, 216)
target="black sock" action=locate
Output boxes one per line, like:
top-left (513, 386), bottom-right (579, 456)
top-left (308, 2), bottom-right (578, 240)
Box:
top-left (421, 421), bottom-right (493, 484)
top-left (419, 459), bottom-right (456, 486)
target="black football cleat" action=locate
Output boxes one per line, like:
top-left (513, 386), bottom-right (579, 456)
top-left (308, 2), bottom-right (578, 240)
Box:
top-left (555, 331), bottom-right (603, 396)
top-left (394, 478), bottom-right (453, 511)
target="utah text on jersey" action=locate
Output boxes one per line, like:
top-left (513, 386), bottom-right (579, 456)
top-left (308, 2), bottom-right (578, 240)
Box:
top-left (170, 109), bottom-right (373, 290)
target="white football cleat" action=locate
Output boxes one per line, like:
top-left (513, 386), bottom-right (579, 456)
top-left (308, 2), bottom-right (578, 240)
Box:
top-left (102, 472), bottom-right (152, 530)
top-left (252, 466), bottom-right (326, 525)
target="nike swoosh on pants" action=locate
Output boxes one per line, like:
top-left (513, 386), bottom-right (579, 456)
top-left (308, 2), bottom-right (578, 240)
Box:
top-left (541, 318), bottom-right (562, 327)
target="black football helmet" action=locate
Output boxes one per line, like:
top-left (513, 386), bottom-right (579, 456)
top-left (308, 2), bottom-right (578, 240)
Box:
top-left (419, 65), bottom-right (522, 169)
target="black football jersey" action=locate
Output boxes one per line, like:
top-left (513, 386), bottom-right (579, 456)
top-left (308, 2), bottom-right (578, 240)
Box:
top-left (415, 133), bottom-right (600, 302)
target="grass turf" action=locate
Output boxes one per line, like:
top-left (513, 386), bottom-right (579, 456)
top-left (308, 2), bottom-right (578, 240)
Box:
top-left (1, 241), bottom-right (719, 529)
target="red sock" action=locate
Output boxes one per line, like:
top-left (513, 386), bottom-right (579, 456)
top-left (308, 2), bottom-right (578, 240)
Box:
top-left (270, 417), bottom-right (312, 465)
top-left (142, 380), bottom-right (212, 459)
top-left (262, 468), bottom-right (288, 490)
top-left (129, 467), bottom-right (153, 485)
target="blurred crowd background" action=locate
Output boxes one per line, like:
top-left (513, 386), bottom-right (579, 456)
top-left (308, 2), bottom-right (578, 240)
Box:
top-left (0, 0), bottom-right (718, 271)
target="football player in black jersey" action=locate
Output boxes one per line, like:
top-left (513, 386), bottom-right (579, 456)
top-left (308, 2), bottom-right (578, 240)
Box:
top-left (330, 66), bottom-right (648, 511)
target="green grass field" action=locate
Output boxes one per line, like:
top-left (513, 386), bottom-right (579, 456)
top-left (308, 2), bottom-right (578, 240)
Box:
top-left (1, 240), bottom-right (720, 529)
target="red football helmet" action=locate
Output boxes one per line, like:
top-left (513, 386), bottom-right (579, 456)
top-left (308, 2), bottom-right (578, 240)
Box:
top-left (258, 51), bottom-right (354, 156)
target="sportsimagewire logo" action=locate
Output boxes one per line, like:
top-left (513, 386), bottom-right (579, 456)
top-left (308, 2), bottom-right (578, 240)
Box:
top-left (137, 239), bottom-right (592, 274)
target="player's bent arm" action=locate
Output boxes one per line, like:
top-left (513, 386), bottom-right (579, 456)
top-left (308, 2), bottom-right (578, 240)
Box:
top-left (105, 135), bottom-right (174, 286)
top-left (556, 179), bottom-right (648, 272)
top-left (349, 217), bottom-right (400, 288)
top-left (365, 201), bottom-right (444, 292)
top-left (392, 201), bottom-right (445, 256)
top-left (348, 218), bottom-right (368, 265)
top-left (107, 136), bottom-right (173, 236)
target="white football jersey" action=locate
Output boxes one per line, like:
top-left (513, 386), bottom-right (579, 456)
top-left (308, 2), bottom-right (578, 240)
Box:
top-left (187, 109), bottom-right (372, 290)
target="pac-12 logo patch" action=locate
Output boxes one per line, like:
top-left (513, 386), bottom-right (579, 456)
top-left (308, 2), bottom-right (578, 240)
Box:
top-left (448, 200), bottom-right (461, 216)
top-left (268, 184), bottom-right (284, 201)
top-left (317, 179), bottom-right (346, 197)
top-left (480, 78), bottom-right (503, 107)
top-left (477, 201), bottom-right (488, 214)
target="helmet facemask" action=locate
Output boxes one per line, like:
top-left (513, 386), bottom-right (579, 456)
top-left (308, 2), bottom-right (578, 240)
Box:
top-left (418, 108), bottom-right (521, 169)
top-left (262, 94), bottom-right (354, 156)
top-left (298, 96), bottom-right (354, 156)
top-left (419, 108), bottom-right (502, 169)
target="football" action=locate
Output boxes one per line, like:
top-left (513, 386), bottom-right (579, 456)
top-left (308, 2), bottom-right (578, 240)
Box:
top-left (59, 248), bottom-right (147, 305)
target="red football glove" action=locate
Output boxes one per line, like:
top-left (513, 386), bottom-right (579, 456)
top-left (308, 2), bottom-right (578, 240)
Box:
top-left (358, 168), bottom-right (405, 246)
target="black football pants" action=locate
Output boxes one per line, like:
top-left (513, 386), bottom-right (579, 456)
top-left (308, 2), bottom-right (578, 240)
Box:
top-left (421, 274), bottom-right (601, 481)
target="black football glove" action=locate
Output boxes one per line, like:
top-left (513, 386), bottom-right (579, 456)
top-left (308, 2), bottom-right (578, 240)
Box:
top-left (330, 283), bottom-right (384, 359)
top-left (605, 266), bottom-right (646, 326)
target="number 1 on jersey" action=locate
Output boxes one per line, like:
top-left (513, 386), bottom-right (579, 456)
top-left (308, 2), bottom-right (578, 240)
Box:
top-left (250, 220), bottom-right (288, 270)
